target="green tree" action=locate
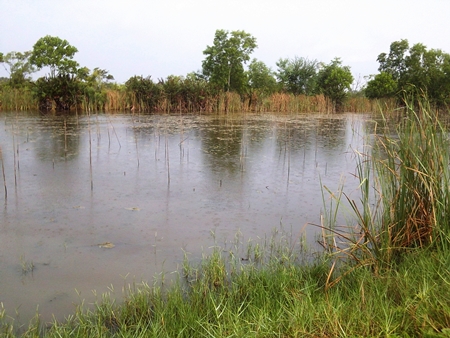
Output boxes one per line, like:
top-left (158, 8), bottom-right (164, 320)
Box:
top-left (376, 39), bottom-right (450, 106)
top-left (0, 51), bottom-right (36, 88)
top-left (202, 29), bottom-right (257, 94)
top-left (247, 59), bottom-right (278, 96)
top-left (424, 49), bottom-right (450, 105)
top-left (317, 58), bottom-right (353, 111)
top-left (30, 35), bottom-right (79, 78)
top-left (276, 57), bottom-right (318, 95)
top-left (365, 72), bottom-right (398, 99)
top-left (30, 36), bottom-right (82, 110)
top-left (377, 39), bottom-right (409, 82)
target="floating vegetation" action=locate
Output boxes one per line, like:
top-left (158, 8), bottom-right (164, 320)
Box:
top-left (97, 242), bottom-right (115, 249)
top-left (124, 207), bottom-right (140, 211)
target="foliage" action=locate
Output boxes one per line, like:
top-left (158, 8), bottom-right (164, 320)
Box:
top-left (79, 67), bottom-right (115, 111)
top-left (30, 35), bottom-right (79, 78)
top-left (276, 56), bottom-right (319, 95)
top-left (28, 36), bottom-right (84, 110)
top-left (202, 29), bottom-right (257, 94)
top-left (317, 58), bottom-right (353, 111)
top-left (246, 59), bottom-right (278, 96)
top-left (0, 51), bottom-right (35, 88)
top-left (365, 72), bottom-right (398, 99)
top-left (374, 39), bottom-right (450, 106)
top-left (125, 75), bottom-right (163, 111)
top-left (34, 75), bottom-right (83, 111)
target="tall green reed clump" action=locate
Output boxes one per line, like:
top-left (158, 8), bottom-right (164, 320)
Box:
top-left (376, 99), bottom-right (450, 256)
top-left (345, 98), bottom-right (450, 272)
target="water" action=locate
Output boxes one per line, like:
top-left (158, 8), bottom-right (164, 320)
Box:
top-left (0, 111), bottom-right (373, 325)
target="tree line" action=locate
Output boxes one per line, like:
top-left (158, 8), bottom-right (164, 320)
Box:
top-left (1, 30), bottom-right (449, 112)
top-left (366, 39), bottom-right (450, 107)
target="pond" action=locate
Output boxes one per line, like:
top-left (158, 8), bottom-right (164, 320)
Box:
top-left (0, 111), bottom-right (373, 325)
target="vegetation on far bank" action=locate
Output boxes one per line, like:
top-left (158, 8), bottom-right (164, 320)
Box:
top-left (2, 30), bottom-right (449, 113)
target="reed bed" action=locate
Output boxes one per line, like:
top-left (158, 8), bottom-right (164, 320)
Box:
top-left (1, 85), bottom-right (375, 114)
top-left (0, 88), bottom-right (38, 111)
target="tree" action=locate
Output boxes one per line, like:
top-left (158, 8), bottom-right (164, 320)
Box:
top-left (247, 59), bottom-right (278, 96)
top-left (276, 56), bottom-right (318, 95)
top-left (30, 35), bottom-right (79, 78)
top-left (317, 58), bottom-right (353, 111)
top-left (0, 51), bottom-right (36, 88)
top-left (202, 29), bottom-right (257, 94)
top-left (365, 72), bottom-right (398, 99)
top-left (30, 36), bottom-right (82, 110)
top-left (377, 39), bottom-right (409, 82)
top-left (376, 39), bottom-right (450, 106)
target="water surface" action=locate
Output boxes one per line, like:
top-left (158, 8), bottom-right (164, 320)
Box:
top-left (0, 111), bottom-right (372, 324)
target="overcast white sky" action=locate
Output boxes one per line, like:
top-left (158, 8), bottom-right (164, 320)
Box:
top-left (1, 0), bottom-right (450, 85)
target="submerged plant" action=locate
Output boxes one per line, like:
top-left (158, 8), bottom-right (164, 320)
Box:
top-left (20, 255), bottom-right (34, 275)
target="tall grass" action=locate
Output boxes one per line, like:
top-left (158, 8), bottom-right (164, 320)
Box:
top-left (0, 87), bottom-right (38, 111)
top-left (321, 97), bottom-right (450, 275)
top-left (375, 99), bottom-right (450, 256)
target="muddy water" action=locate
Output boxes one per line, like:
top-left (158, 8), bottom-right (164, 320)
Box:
top-left (0, 111), bottom-right (372, 324)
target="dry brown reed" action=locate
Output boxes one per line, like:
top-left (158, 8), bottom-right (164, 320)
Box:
top-left (95, 90), bottom-right (340, 114)
top-left (104, 89), bottom-right (128, 111)
top-left (257, 93), bottom-right (331, 113)
top-left (342, 97), bottom-right (396, 113)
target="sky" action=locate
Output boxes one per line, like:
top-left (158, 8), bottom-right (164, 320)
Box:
top-left (1, 0), bottom-right (450, 86)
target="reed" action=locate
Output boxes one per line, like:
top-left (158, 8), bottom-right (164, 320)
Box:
top-left (87, 113), bottom-right (94, 191)
top-left (320, 96), bottom-right (450, 277)
top-left (0, 146), bottom-right (7, 199)
top-left (374, 98), bottom-right (450, 255)
top-left (0, 87), bottom-right (38, 111)
top-left (1, 83), bottom-right (376, 114)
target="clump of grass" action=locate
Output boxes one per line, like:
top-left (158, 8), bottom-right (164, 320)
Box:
top-left (19, 255), bottom-right (34, 275)
top-left (322, 96), bottom-right (450, 276)
top-left (375, 99), bottom-right (450, 255)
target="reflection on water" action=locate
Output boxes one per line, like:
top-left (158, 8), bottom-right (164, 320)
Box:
top-left (0, 111), bottom-right (374, 325)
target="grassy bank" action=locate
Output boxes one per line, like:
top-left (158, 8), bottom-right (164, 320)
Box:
top-left (2, 99), bottom-right (450, 337)
top-left (2, 243), bottom-right (450, 337)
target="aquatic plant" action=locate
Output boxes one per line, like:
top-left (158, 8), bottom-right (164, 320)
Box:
top-left (322, 96), bottom-right (450, 276)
